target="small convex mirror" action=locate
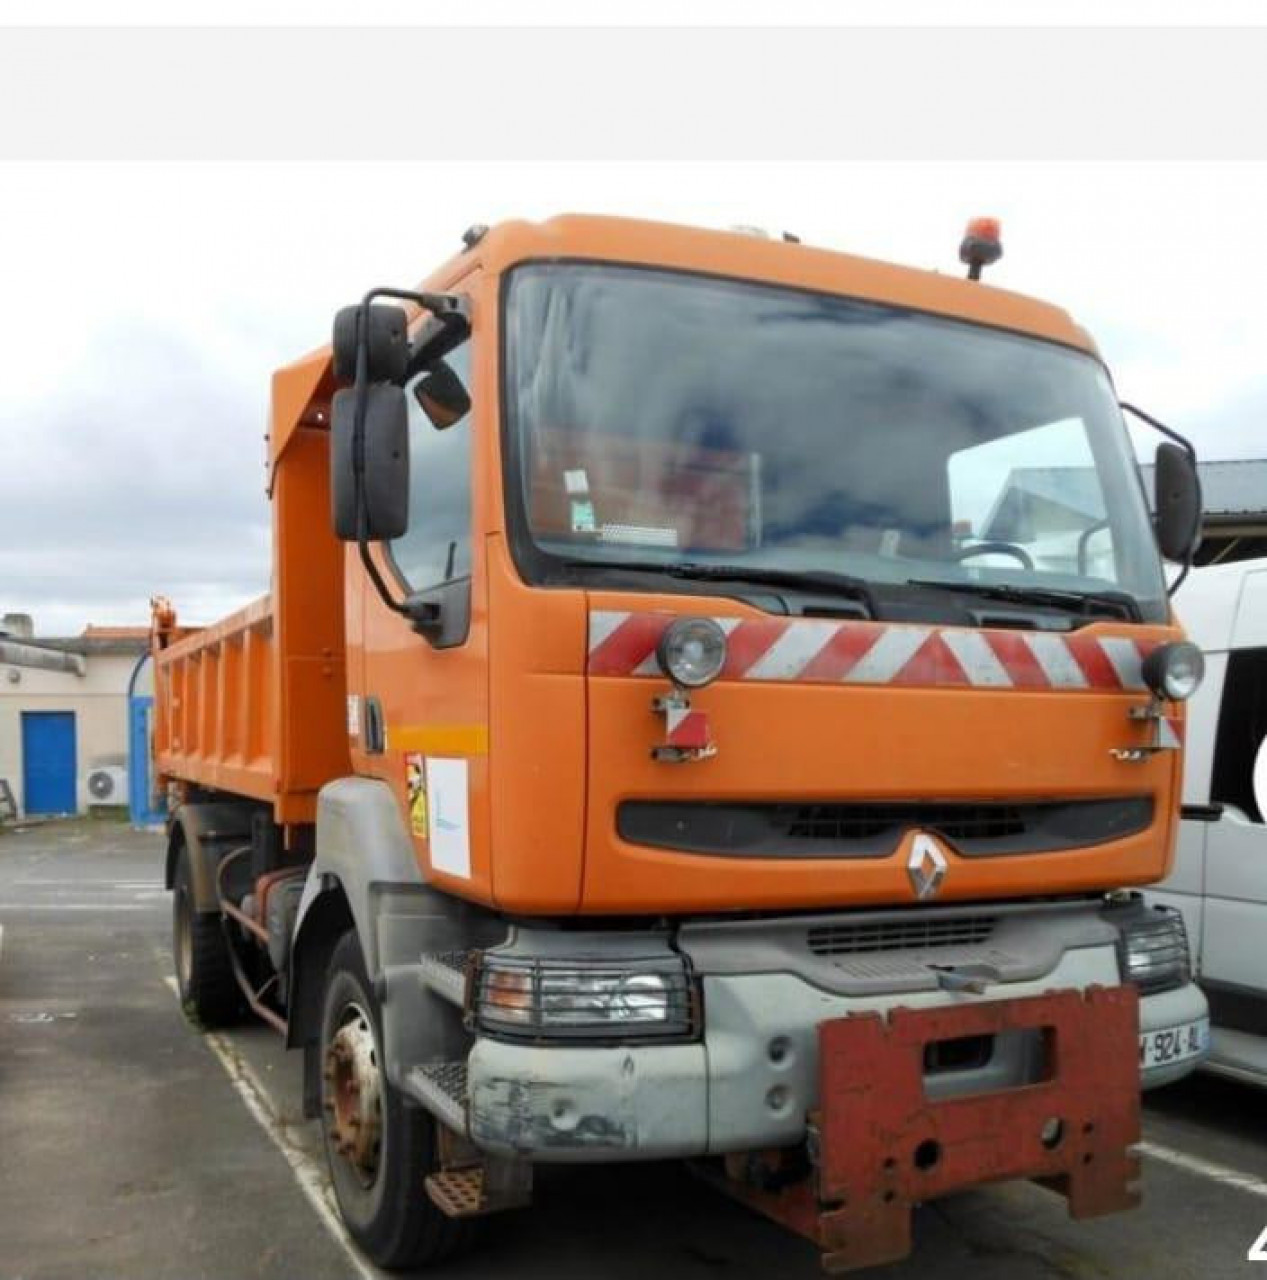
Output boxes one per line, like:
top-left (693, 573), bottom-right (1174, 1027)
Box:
top-left (414, 360), bottom-right (471, 430)
top-left (330, 385), bottom-right (410, 541)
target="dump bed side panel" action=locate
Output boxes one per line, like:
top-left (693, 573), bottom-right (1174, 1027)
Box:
top-left (153, 353), bottom-right (349, 825)
top-left (153, 595), bottom-right (279, 807)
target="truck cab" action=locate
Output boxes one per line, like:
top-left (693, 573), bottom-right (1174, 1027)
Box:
top-left (155, 215), bottom-right (1210, 1273)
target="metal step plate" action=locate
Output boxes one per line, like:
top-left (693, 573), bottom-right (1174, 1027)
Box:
top-left (407, 1060), bottom-right (468, 1134)
top-left (425, 1164), bottom-right (533, 1219)
top-left (425, 1167), bottom-right (486, 1218)
top-left (419, 949), bottom-right (470, 1008)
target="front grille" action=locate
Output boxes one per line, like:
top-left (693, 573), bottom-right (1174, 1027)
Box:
top-left (807, 915), bottom-right (997, 956)
top-left (787, 802), bottom-right (1026, 843)
top-left (617, 796), bottom-right (1154, 859)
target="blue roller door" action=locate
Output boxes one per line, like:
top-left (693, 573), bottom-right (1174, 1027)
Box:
top-left (21, 711), bottom-right (77, 815)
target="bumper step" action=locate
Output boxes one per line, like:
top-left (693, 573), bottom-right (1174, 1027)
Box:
top-left (418, 949), bottom-right (470, 1008)
top-left (407, 1060), bottom-right (468, 1134)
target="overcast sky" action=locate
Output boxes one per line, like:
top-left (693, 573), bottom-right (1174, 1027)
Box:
top-left (3, 159), bottom-right (1265, 635)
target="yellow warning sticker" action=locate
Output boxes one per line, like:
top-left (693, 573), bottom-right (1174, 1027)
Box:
top-left (405, 753), bottom-right (428, 839)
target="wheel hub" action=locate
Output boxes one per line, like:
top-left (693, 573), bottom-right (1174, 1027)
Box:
top-left (323, 1002), bottom-right (383, 1185)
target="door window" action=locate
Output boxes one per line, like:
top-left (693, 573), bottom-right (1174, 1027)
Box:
top-left (388, 339), bottom-right (473, 592)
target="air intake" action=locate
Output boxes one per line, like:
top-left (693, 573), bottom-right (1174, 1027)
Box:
top-left (807, 915), bottom-right (997, 957)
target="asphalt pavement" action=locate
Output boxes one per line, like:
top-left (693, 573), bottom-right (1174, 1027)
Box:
top-left (3, 817), bottom-right (1267, 1279)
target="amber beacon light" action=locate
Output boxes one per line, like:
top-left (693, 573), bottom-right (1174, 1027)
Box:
top-left (959, 216), bottom-right (1003, 281)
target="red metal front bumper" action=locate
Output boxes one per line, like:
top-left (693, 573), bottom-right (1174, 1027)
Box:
top-left (718, 987), bottom-right (1140, 1273)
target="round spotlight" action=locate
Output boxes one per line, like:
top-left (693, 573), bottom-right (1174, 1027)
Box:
top-left (657, 617), bottom-right (727, 689)
top-left (1141, 641), bottom-right (1205, 702)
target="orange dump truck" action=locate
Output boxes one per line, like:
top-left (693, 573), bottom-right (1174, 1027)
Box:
top-left (152, 215), bottom-right (1211, 1272)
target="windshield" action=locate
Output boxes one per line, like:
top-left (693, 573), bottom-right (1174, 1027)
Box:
top-left (503, 263), bottom-right (1166, 621)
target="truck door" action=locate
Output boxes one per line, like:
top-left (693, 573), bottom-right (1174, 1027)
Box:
top-left (1201, 570), bottom-right (1267, 1029)
top-left (355, 288), bottom-right (492, 902)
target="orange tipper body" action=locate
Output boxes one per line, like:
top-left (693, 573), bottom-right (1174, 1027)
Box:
top-left (151, 216), bottom-right (1210, 1273)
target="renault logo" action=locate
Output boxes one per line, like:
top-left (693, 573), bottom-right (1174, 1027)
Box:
top-left (907, 832), bottom-right (948, 900)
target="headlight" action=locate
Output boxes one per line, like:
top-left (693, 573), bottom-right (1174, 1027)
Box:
top-left (474, 956), bottom-right (698, 1040)
top-left (657, 617), bottom-right (727, 689)
top-left (1111, 901), bottom-right (1192, 995)
top-left (1142, 641), bottom-right (1204, 702)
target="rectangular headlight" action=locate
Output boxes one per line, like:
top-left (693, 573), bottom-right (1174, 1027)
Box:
top-left (473, 955), bottom-right (698, 1040)
top-left (1114, 903), bottom-right (1192, 995)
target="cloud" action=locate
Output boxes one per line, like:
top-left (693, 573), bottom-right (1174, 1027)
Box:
top-left (4, 161), bottom-right (1267, 634)
top-left (1, 314), bottom-right (271, 632)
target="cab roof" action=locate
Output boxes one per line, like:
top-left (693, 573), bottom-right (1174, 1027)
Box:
top-left (472, 213), bottom-right (1098, 357)
top-left (269, 213), bottom-right (1098, 474)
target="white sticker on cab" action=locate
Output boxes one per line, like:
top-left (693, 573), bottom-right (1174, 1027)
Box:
top-left (425, 757), bottom-right (471, 878)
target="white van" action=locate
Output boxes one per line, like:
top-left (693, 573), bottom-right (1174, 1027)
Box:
top-left (1148, 558), bottom-right (1267, 1084)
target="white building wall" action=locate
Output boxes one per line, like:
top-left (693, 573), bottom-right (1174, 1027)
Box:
top-left (0, 652), bottom-right (139, 816)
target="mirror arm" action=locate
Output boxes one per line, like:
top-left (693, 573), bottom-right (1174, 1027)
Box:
top-left (403, 309), bottom-right (471, 383)
top-left (1119, 402), bottom-right (1202, 597)
top-left (404, 595), bottom-right (444, 639)
top-left (355, 536), bottom-right (412, 620)
top-left (1119, 401), bottom-right (1198, 461)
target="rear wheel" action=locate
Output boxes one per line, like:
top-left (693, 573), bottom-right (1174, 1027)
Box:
top-left (319, 929), bottom-right (473, 1270)
top-left (172, 843), bottom-right (242, 1027)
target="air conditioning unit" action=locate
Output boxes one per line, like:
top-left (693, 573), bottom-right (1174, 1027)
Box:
top-left (86, 766), bottom-right (128, 806)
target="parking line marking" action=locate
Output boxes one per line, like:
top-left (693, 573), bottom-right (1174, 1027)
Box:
top-left (1141, 1140), bottom-right (1267, 1200)
top-left (0, 904), bottom-right (158, 912)
top-left (161, 976), bottom-right (381, 1280)
top-left (13, 879), bottom-right (159, 887)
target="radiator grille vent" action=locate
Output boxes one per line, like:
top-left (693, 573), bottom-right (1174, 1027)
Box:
top-left (617, 796), bottom-right (1153, 860)
top-left (787, 803), bottom-right (1025, 843)
top-left (807, 915), bottom-right (998, 957)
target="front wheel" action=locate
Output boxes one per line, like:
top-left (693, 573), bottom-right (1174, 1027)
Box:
top-left (319, 929), bottom-right (473, 1270)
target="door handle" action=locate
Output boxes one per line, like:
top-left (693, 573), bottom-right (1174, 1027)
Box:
top-left (364, 696), bottom-right (385, 755)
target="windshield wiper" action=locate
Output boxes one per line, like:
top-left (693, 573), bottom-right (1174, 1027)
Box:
top-left (906, 578), bottom-right (1141, 622)
top-left (556, 557), bottom-right (875, 615)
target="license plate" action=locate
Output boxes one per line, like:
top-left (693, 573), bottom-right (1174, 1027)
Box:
top-left (1139, 1016), bottom-right (1209, 1069)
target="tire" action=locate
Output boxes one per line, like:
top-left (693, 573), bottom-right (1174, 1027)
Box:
top-left (319, 929), bottom-right (474, 1270)
top-left (172, 843), bottom-right (243, 1028)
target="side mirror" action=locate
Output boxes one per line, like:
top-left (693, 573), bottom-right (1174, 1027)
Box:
top-left (331, 385), bottom-right (409, 541)
top-left (332, 304), bottom-right (409, 385)
top-left (1154, 442), bottom-right (1202, 563)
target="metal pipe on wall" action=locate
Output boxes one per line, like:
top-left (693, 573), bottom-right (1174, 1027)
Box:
top-left (0, 642), bottom-right (86, 676)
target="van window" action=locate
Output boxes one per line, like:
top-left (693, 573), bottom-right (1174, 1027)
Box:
top-left (1210, 647), bottom-right (1267, 823)
top-left (389, 340), bottom-right (473, 592)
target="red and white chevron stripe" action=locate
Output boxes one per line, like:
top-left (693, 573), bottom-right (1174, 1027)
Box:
top-left (587, 610), bottom-right (1156, 691)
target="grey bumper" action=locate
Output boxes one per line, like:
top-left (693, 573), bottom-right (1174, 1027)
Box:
top-left (468, 1039), bottom-right (708, 1160)
top-left (468, 940), bottom-right (1145, 1162)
